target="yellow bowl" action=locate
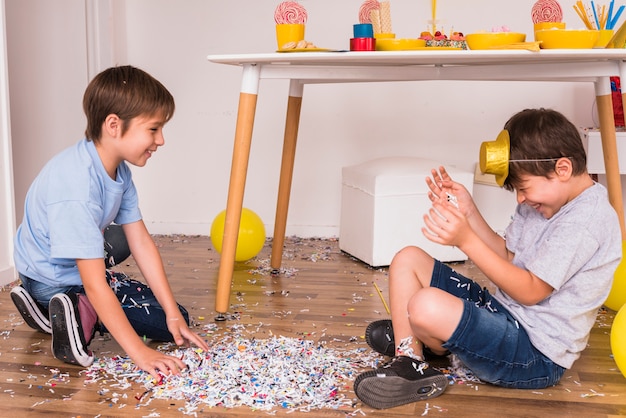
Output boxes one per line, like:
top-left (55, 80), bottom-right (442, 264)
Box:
top-left (375, 38), bottom-right (427, 51)
top-left (533, 22), bottom-right (566, 32)
top-left (465, 32), bottom-right (526, 50)
top-left (535, 29), bottom-right (599, 49)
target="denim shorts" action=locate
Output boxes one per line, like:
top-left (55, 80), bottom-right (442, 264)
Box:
top-left (432, 260), bottom-right (565, 389)
top-left (20, 271), bottom-right (189, 342)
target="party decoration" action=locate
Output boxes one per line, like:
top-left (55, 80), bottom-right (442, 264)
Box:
top-left (358, 0), bottom-right (392, 35)
top-left (479, 130), bottom-right (510, 187)
top-left (358, 0), bottom-right (380, 24)
top-left (605, 243), bottom-right (626, 311)
top-left (210, 208), bottom-right (266, 262)
top-left (274, 1), bottom-right (308, 24)
top-left (532, 0), bottom-right (564, 23)
top-left (610, 302), bottom-right (626, 378)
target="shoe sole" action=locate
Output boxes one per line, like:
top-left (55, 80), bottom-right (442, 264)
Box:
top-left (365, 319), bottom-right (395, 357)
top-left (49, 294), bottom-right (94, 367)
top-left (10, 287), bottom-right (52, 334)
top-left (354, 370), bottom-right (448, 409)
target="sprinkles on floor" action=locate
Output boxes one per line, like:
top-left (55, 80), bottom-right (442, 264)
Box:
top-left (84, 323), bottom-right (383, 414)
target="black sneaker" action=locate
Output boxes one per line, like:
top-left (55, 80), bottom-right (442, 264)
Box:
top-left (365, 319), bottom-right (450, 363)
top-left (10, 285), bottom-right (52, 334)
top-left (365, 319), bottom-right (395, 357)
top-left (49, 293), bottom-right (95, 367)
top-left (353, 356), bottom-right (448, 409)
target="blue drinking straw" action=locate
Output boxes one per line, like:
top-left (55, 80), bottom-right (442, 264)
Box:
top-left (592, 1), bottom-right (601, 29)
top-left (610, 5), bottom-right (625, 29)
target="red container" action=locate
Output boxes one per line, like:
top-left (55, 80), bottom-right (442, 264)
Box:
top-left (350, 37), bottom-right (376, 51)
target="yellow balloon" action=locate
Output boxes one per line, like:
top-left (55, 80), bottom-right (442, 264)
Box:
top-left (605, 242), bottom-right (626, 312)
top-left (610, 303), bottom-right (626, 378)
top-left (210, 208), bottom-right (266, 262)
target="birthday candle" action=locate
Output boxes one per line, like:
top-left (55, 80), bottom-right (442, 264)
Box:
top-left (431, 0), bottom-right (437, 33)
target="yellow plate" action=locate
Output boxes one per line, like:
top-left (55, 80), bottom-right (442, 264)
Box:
top-left (276, 48), bottom-right (332, 52)
top-left (465, 32), bottom-right (526, 50)
top-left (376, 38), bottom-right (427, 51)
top-left (415, 46), bottom-right (463, 50)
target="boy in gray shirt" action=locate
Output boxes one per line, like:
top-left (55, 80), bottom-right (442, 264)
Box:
top-left (355, 108), bottom-right (622, 409)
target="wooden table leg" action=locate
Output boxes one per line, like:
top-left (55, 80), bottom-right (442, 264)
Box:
top-left (215, 65), bottom-right (260, 317)
top-left (271, 81), bottom-right (304, 272)
top-left (602, 68), bottom-right (626, 312)
top-left (596, 76), bottom-right (626, 238)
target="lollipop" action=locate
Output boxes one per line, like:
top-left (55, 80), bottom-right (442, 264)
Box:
top-left (531, 0), bottom-right (563, 23)
top-left (359, 0), bottom-right (380, 24)
top-left (274, 1), bottom-right (308, 24)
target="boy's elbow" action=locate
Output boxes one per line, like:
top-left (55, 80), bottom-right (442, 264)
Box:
top-left (520, 283), bottom-right (554, 306)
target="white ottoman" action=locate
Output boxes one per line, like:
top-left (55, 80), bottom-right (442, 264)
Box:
top-left (339, 157), bottom-right (474, 267)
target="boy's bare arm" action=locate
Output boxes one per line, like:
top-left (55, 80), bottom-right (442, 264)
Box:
top-left (461, 233), bottom-right (554, 305)
top-left (122, 221), bottom-right (182, 318)
top-left (77, 258), bottom-right (189, 379)
top-left (122, 221), bottom-right (209, 351)
top-left (423, 202), bottom-right (553, 305)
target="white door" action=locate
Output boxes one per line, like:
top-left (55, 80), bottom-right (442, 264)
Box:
top-left (0, 0), bottom-right (16, 285)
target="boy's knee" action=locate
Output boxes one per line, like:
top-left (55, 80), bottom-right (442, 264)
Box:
top-left (407, 288), bottom-right (445, 325)
top-left (393, 245), bottom-right (425, 262)
top-left (390, 246), bottom-right (435, 286)
top-left (390, 246), bottom-right (433, 273)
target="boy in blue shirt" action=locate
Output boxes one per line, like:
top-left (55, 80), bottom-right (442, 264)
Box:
top-left (355, 108), bottom-right (622, 409)
top-left (11, 65), bottom-right (209, 379)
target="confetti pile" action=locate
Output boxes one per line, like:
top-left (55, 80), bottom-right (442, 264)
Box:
top-left (84, 324), bottom-right (382, 414)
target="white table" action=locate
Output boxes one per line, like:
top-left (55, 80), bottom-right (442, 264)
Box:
top-left (207, 49), bottom-right (626, 316)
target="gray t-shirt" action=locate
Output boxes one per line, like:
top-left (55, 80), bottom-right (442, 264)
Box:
top-left (497, 182), bottom-right (621, 369)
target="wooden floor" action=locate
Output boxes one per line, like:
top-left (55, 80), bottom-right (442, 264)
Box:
top-left (1, 235), bottom-right (625, 417)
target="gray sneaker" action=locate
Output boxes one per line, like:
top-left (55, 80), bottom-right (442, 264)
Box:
top-left (354, 355), bottom-right (448, 409)
top-left (10, 285), bottom-right (52, 334)
top-left (49, 293), bottom-right (95, 367)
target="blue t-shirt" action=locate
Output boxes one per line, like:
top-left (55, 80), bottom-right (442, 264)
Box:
top-left (14, 139), bottom-right (142, 286)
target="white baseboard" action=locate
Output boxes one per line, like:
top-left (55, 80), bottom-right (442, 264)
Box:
top-left (0, 265), bottom-right (16, 286)
top-left (143, 221), bottom-right (340, 238)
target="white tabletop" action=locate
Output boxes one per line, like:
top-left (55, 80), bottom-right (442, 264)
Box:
top-left (208, 49), bottom-right (626, 84)
top-left (208, 49), bottom-right (626, 66)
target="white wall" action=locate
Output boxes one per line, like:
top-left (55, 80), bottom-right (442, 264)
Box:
top-left (6, 0), bottom-right (89, 222)
top-left (7, 0), bottom-right (616, 238)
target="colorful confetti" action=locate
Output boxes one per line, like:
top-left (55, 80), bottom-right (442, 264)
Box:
top-left (83, 323), bottom-right (383, 414)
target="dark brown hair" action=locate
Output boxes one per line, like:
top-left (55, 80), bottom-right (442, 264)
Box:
top-left (503, 108), bottom-right (587, 191)
top-left (83, 65), bottom-right (175, 141)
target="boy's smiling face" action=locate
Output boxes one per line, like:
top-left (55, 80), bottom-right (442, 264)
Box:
top-left (120, 114), bottom-right (167, 167)
top-left (512, 157), bottom-right (594, 220)
top-left (515, 173), bottom-right (565, 219)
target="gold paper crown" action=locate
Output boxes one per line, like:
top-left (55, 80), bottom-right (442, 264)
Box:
top-left (479, 130), bottom-right (510, 186)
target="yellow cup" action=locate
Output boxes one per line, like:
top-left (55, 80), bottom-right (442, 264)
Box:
top-left (374, 33), bottom-right (396, 39)
top-left (276, 24), bottom-right (305, 49)
top-left (596, 29), bottom-right (615, 47)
